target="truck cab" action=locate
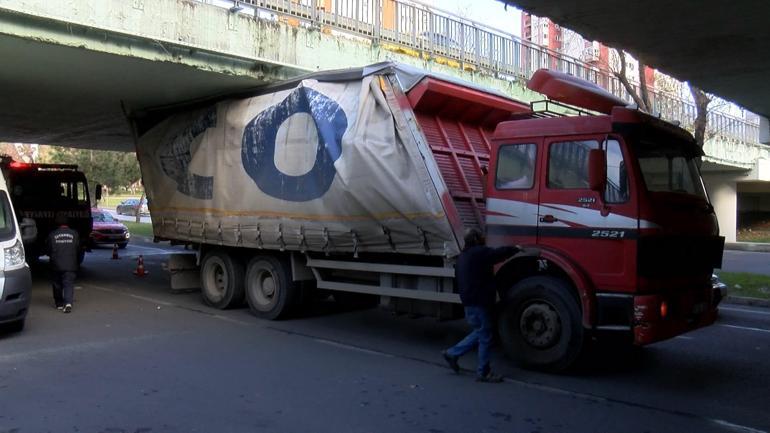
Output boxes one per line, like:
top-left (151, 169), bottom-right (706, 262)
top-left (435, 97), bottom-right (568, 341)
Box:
top-left (0, 158), bottom-right (92, 264)
top-left (486, 70), bottom-right (723, 369)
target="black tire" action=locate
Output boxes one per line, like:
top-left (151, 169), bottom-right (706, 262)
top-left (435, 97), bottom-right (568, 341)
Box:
top-left (118, 243), bottom-right (128, 249)
top-left (244, 255), bottom-right (299, 320)
top-left (498, 276), bottom-right (584, 372)
top-left (200, 250), bottom-right (245, 309)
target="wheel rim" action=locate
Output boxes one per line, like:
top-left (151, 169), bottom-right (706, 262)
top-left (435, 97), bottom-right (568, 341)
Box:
top-left (248, 265), bottom-right (278, 311)
top-left (203, 258), bottom-right (227, 302)
top-left (519, 301), bottom-right (562, 349)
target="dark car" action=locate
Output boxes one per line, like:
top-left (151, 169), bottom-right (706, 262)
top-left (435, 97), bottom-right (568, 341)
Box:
top-left (90, 208), bottom-right (130, 248)
top-left (116, 198), bottom-right (149, 216)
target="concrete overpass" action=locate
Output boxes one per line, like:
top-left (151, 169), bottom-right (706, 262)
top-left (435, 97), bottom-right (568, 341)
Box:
top-left (499, 0), bottom-right (770, 144)
top-left (0, 0), bottom-right (767, 240)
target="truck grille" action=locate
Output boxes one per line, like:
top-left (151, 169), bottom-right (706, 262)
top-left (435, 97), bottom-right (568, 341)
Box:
top-left (637, 235), bottom-right (724, 278)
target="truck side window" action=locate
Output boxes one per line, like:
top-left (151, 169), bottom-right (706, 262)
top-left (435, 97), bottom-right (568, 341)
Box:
top-left (496, 144), bottom-right (536, 190)
top-left (547, 140), bottom-right (599, 189)
top-left (604, 139), bottom-right (629, 203)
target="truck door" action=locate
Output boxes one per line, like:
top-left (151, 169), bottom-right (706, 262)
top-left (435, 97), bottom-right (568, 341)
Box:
top-left (485, 140), bottom-right (540, 248)
top-left (538, 136), bottom-right (637, 290)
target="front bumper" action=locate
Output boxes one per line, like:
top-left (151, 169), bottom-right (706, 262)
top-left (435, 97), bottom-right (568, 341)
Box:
top-left (0, 266), bottom-right (32, 324)
top-left (633, 285), bottom-right (720, 345)
top-left (91, 232), bottom-right (129, 244)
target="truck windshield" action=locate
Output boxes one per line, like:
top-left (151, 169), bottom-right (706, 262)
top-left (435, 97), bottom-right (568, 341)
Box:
top-left (635, 141), bottom-right (707, 199)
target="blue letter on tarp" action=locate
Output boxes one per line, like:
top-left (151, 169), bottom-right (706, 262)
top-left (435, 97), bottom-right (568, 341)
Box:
top-left (241, 87), bottom-right (347, 202)
top-left (159, 108), bottom-right (216, 200)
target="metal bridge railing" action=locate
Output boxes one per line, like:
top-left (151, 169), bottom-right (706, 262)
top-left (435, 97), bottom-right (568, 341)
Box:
top-left (217, 0), bottom-right (761, 147)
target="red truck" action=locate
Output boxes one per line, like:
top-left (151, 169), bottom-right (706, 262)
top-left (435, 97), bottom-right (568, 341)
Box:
top-left (136, 63), bottom-right (723, 371)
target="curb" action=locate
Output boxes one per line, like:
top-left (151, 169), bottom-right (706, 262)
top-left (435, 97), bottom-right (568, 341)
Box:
top-left (723, 295), bottom-right (770, 308)
top-left (724, 242), bottom-right (770, 253)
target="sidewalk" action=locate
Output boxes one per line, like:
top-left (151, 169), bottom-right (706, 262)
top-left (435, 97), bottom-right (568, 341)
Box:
top-left (724, 296), bottom-right (770, 308)
top-left (724, 242), bottom-right (770, 253)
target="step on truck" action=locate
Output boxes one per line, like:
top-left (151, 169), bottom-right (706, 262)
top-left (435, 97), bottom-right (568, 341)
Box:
top-left (135, 63), bottom-right (724, 371)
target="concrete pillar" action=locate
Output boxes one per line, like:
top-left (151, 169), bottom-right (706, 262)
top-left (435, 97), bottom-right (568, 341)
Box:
top-left (703, 175), bottom-right (737, 242)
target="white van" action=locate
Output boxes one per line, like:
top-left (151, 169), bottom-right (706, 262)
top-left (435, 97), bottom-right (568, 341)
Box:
top-left (0, 172), bottom-right (31, 333)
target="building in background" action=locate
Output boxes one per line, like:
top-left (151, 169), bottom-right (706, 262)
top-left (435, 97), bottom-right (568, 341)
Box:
top-left (521, 12), bottom-right (561, 52)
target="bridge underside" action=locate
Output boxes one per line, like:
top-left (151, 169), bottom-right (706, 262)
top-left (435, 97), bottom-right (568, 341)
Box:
top-left (0, 33), bottom-right (275, 151)
top-left (502, 0), bottom-right (770, 122)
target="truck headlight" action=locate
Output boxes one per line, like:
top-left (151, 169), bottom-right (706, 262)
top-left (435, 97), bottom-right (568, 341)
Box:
top-left (4, 240), bottom-right (26, 270)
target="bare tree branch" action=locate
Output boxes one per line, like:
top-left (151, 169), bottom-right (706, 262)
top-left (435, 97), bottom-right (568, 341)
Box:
top-left (611, 48), bottom-right (649, 112)
top-left (689, 84), bottom-right (712, 148)
top-left (638, 61), bottom-right (652, 112)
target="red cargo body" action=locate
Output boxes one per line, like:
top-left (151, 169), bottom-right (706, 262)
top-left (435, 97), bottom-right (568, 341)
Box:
top-left (406, 77), bottom-right (530, 231)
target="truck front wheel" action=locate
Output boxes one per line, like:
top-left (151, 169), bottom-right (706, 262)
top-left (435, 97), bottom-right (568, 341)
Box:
top-left (245, 256), bottom-right (298, 320)
top-left (498, 276), bottom-right (584, 372)
top-left (200, 250), bottom-right (245, 309)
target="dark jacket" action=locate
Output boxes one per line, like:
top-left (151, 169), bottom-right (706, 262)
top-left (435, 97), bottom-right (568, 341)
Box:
top-left (456, 245), bottom-right (519, 308)
top-left (47, 226), bottom-right (80, 272)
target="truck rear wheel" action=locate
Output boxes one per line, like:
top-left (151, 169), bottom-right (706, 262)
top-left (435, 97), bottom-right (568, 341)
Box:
top-left (245, 255), bottom-right (298, 320)
top-left (498, 276), bottom-right (584, 372)
top-left (200, 250), bottom-right (245, 309)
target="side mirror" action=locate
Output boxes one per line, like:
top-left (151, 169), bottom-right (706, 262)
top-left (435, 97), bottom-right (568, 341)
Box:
top-left (588, 149), bottom-right (607, 192)
top-left (95, 184), bottom-right (103, 202)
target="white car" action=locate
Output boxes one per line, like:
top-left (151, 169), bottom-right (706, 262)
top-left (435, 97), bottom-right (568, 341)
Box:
top-left (0, 172), bottom-right (32, 333)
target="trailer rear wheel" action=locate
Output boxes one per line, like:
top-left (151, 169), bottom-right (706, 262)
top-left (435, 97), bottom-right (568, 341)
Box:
top-left (245, 256), bottom-right (297, 320)
top-left (498, 276), bottom-right (584, 372)
top-left (200, 250), bottom-right (245, 309)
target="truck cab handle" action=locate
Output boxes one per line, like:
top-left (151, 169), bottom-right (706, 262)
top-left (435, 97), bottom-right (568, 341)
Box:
top-left (539, 215), bottom-right (558, 223)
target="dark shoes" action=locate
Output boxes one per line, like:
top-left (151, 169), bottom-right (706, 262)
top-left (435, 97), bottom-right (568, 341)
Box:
top-left (442, 351), bottom-right (460, 374)
top-left (476, 372), bottom-right (504, 383)
top-left (63, 304), bottom-right (72, 314)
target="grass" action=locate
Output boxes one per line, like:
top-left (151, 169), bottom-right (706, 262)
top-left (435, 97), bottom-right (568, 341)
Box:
top-left (716, 272), bottom-right (770, 300)
top-left (737, 229), bottom-right (770, 243)
top-left (99, 195), bottom-right (140, 208)
top-left (123, 221), bottom-right (154, 238)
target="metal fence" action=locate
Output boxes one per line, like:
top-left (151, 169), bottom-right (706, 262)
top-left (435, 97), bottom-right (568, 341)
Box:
top-left (218, 0), bottom-right (760, 146)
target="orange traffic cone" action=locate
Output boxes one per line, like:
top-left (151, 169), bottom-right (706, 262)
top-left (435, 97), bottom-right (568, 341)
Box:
top-left (133, 255), bottom-right (148, 277)
top-left (111, 243), bottom-right (120, 260)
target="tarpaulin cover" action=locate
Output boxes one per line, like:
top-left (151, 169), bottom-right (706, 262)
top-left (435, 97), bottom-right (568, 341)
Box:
top-left (136, 74), bottom-right (461, 257)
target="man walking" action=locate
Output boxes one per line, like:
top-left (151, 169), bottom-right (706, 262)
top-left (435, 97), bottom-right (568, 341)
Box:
top-left (47, 215), bottom-right (80, 313)
top-left (443, 228), bottom-right (520, 382)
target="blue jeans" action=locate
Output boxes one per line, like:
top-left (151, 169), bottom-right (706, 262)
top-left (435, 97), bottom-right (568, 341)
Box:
top-left (446, 306), bottom-right (493, 377)
top-left (52, 271), bottom-right (76, 306)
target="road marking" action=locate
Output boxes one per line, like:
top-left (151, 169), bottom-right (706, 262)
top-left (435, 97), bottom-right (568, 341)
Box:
top-left (718, 324), bottom-right (770, 334)
top-left (712, 419), bottom-right (768, 433)
top-left (720, 306), bottom-right (770, 316)
top-left (127, 244), bottom-right (174, 254)
top-left (313, 338), bottom-right (395, 358)
top-left (674, 335), bottom-right (694, 340)
top-left (87, 283), bottom-right (254, 327)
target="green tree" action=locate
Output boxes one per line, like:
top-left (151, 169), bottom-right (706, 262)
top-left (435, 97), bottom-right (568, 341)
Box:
top-left (39, 147), bottom-right (142, 192)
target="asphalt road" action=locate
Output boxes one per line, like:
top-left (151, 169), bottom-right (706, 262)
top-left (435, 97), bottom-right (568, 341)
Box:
top-left (720, 250), bottom-right (770, 276)
top-left (1, 240), bottom-right (769, 433)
